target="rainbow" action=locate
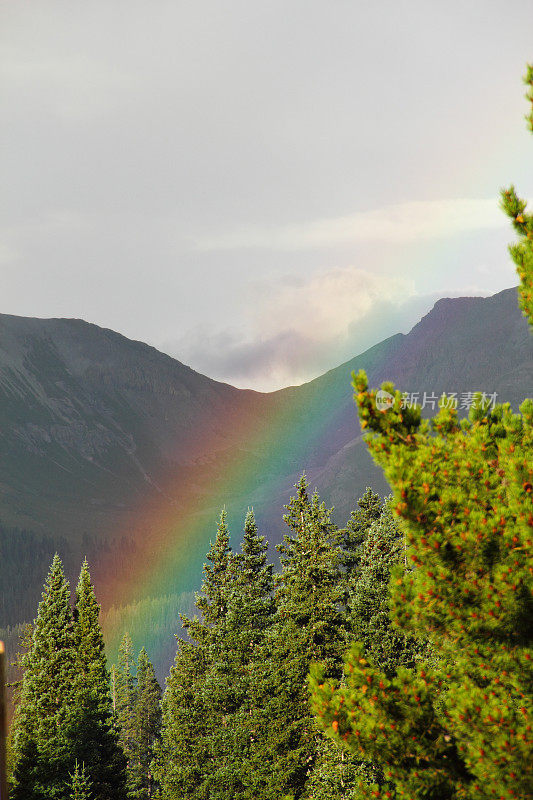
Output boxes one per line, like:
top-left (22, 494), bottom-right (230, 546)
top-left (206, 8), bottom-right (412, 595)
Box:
top-left (98, 122), bottom-right (526, 670)
top-left (98, 357), bottom-right (363, 668)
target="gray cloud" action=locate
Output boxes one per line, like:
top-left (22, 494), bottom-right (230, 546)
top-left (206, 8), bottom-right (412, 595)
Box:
top-left (2, 0), bottom-right (532, 389)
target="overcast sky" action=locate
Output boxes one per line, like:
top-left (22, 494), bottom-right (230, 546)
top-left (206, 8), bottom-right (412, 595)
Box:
top-left (2, 1), bottom-right (533, 390)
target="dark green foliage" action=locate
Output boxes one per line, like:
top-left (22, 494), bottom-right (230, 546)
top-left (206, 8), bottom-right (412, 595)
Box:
top-left (154, 638), bottom-right (207, 799)
top-left (11, 554), bottom-right (77, 800)
top-left (303, 733), bottom-right (363, 800)
top-left (343, 487), bottom-right (384, 574)
top-left (154, 480), bottom-right (402, 800)
top-left (308, 502), bottom-right (425, 799)
top-left (201, 509), bottom-right (276, 800)
top-left (69, 761), bottom-right (92, 800)
top-left (245, 476), bottom-right (347, 800)
top-left (154, 510), bottom-right (234, 800)
top-left (69, 560), bottom-right (127, 800)
top-left (195, 508), bottom-right (233, 628)
top-left (155, 508), bottom-right (279, 800)
top-left (114, 633), bottom-right (137, 795)
top-left (10, 556), bottom-right (126, 800)
top-left (348, 502), bottom-right (425, 677)
top-left (130, 648), bottom-right (162, 800)
top-left (277, 476), bottom-right (346, 672)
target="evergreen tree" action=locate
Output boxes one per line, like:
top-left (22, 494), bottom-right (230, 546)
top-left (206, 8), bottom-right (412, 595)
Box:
top-left (154, 510), bottom-right (234, 800)
top-left (303, 734), bottom-right (361, 800)
top-left (247, 476), bottom-right (346, 800)
top-left (311, 73), bottom-right (533, 799)
top-left (202, 509), bottom-right (276, 800)
top-left (308, 503), bottom-right (430, 799)
top-left (130, 647), bottom-right (161, 800)
top-left (194, 507), bottom-right (233, 628)
top-left (10, 554), bottom-right (77, 800)
top-left (154, 638), bottom-right (208, 799)
top-left (348, 502), bottom-right (425, 676)
top-left (69, 761), bottom-right (92, 800)
top-left (70, 559), bottom-right (127, 800)
top-left (343, 487), bottom-right (384, 574)
top-left (114, 632), bottom-right (137, 792)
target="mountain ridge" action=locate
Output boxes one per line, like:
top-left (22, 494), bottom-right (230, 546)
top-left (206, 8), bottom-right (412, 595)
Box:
top-left (1, 285), bottom-right (531, 628)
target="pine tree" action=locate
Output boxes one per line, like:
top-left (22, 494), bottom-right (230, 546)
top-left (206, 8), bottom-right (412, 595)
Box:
top-left (202, 508), bottom-right (276, 800)
top-left (194, 507), bottom-right (233, 628)
top-left (69, 761), bottom-right (92, 800)
top-left (10, 554), bottom-right (77, 800)
top-left (348, 502), bottom-right (425, 677)
top-left (343, 487), bottom-right (384, 574)
top-left (246, 476), bottom-right (346, 800)
top-left (154, 638), bottom-right (208, 800)
top-left (114, 632), bottom-right (137, 793)
top-left (303, 734), bottom-right (362, 800)
top-left (311, 71), bottom-right (533, 799)
top-left (306, 502), bottom-right (426, 800)
top-left (154, 509), bottom-right (234, 800)
top-left (130, 647), bottom-right (161, 800)
top-left (70, 559), bottom-right (127, 800)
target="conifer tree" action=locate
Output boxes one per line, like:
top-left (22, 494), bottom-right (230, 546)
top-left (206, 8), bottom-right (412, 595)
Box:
top-left (114, 632), bottom-right (137, 791)
top-left (348, 502), bottom-right (425, 676)
top-left (69, 761), bottom-right (92, 800)
top-left (247, 476), bottom-right (346, 799)
top-left (154, 510), bottom-right (234, 800)
top-left (10, 554), bottom-right (77, 800)
top-left (70, 559), bottom-right (127, 800)
top-left (343, 487), bottom-right (383, 574)
top-left (130, 647), bottom-right (161, 800)
top-left (308, 502), bottom-right (432, 799)
top-left (311, 68), bottom-right (533, 800)
top-left (202, 509), bottom-right (276, 800)
top-left (154, 638), bottom-right (207, 799)
top-left (194, 507), bottom-right (233, 629)
top-left (303, 734), bottom-right (361, 800)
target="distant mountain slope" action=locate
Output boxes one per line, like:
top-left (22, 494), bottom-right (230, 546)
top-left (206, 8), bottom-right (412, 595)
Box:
top-left (1, 287), bottom-right (531, 630)
top-left (0, 314), bottom-right (266, 538)
top-left (304, 287), bottom-right (533, 518)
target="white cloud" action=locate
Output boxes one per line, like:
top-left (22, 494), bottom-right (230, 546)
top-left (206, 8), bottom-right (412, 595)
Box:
top-left (254, 266), bottom-right (413, 343)
top-left (193, 198), bottom-right (507, 252)
top-left (168, 266), bottom-right (419, 390)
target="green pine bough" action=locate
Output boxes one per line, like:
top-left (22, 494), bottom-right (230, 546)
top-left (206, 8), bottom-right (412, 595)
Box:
top-left (310, 65), bottom-right (533, 800)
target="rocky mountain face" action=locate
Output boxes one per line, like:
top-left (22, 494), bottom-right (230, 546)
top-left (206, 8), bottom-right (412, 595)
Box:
top-left (1, 287), bottom-right (531, 626)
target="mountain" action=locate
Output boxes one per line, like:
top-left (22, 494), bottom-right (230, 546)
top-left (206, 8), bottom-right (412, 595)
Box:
top-left (1, 287), bottom-right (531, 638)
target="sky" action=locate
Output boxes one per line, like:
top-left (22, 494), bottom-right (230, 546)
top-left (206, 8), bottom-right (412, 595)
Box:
top-left (2, 0), bottom-right (533, 391)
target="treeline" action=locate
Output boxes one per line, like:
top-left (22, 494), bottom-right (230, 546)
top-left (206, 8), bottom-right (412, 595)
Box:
top-left (102, 592), bottom-right (196, 679)
top-left (0, 526), bottom-right (74, 623)
top-left (0, 524), bottom-right (145, 627)
top-left (152, 479), bottom-right (425, 799)
top-left (8, 479), bottom-right (418, 800)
